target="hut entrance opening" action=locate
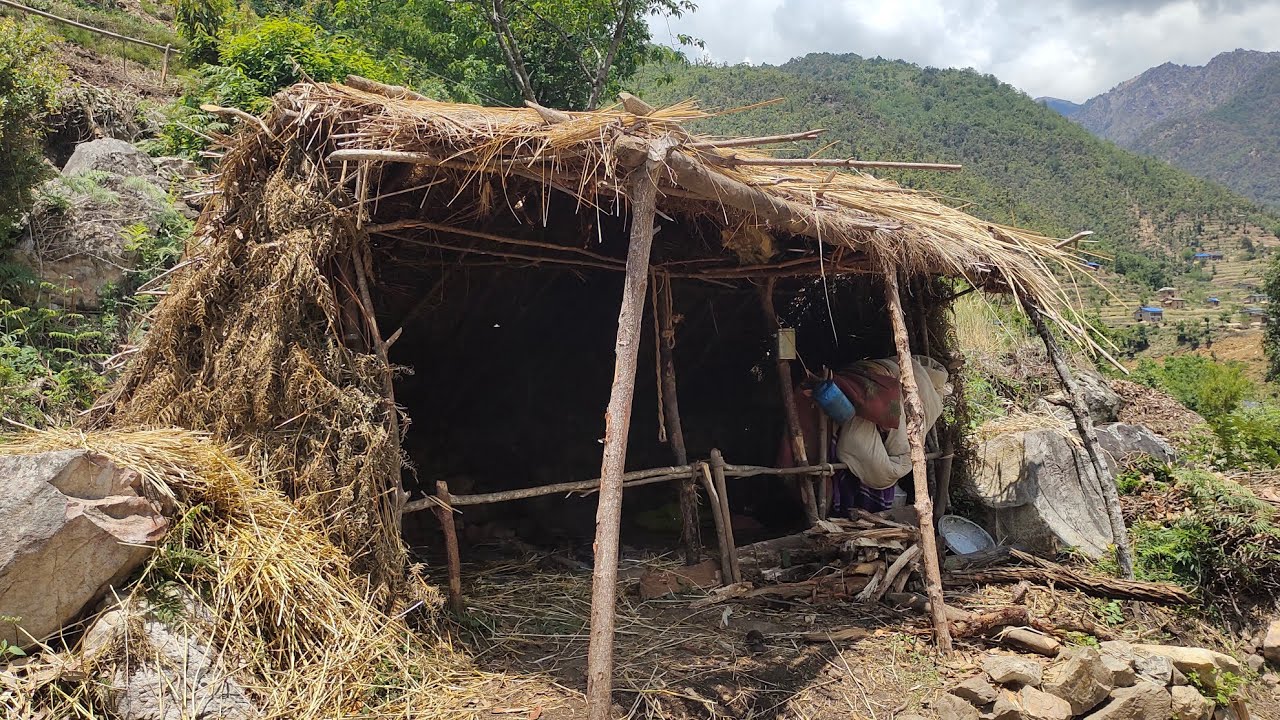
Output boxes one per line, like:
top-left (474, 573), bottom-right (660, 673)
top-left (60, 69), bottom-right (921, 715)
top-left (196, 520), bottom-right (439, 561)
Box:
top-left (370, 211), bottom-right (904, 558)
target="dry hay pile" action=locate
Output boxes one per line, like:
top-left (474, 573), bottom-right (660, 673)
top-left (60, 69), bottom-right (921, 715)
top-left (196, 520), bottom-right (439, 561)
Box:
top-left (0, 428), bottom-right (495, 719)
top-left (1112, 378), bottom-right (1210, 448)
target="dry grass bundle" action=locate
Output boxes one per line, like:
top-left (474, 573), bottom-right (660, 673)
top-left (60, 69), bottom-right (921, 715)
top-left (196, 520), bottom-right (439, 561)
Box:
top-left (0, 428), bottom-right (495, 719)
top-left (973, 410), bottom-right (1076, 442)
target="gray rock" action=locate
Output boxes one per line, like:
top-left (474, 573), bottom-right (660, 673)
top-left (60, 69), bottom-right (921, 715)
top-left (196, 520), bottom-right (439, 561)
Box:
top-left (1170, 685), bottom-right (1215, 720)
top-left (62, 138), bottom-right (157, 179)
top-left (933, 691), bottom-right (980, 720)
top-left (1083, 682), bottom-right (1172, 720)
top-left (1101, 651), bottom-right (1137, 688)
top-left (1037, 368), bottom-right (1122, 424)
top-left (0, 451), bottom-right (168, 649)
top-left (83, 598), bottom-right (258, 720)
top-left (998, 686), bottom-right (1073, 720)
top-left (952, 674), bottom-right (999, 705)
top-left (1248, 654), bottom-right (1266, 673)
top-left (1132, 644), bottom-right (1244, 692)
top-left (1135, 652), bottom-right (1175, 685)
top-left (982, 654), bottom-right (1044, 687)
top-left (989, 690), bottom-right (1022, 720)
top-left (1041, 647), bottom-right (1114, 715)
top-left (1095, 422), bottom-right (1178, 468)
top-left (1263, 620), bottom-right (1280, 665)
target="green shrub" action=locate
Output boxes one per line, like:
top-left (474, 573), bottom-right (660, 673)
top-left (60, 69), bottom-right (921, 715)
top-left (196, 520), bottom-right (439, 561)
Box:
top-left (0, 18), bottom-right (66, 247)
top-left (1214, 404), bottom-right (1280, 468)
top-left (174, 0), bottom-right (231, 65)
top-left (219, 17), bottom-right (396, 92)
top-left (1135, 355), bottom-right (1251, 422)
top-left (0, 295), bottom-right (111, 426)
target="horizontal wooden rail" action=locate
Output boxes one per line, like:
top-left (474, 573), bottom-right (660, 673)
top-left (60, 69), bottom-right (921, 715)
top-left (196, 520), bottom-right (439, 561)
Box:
top-left (401, 453), bottom-right (948, 512)
top-left (0, 0), bottom-right (175, 52)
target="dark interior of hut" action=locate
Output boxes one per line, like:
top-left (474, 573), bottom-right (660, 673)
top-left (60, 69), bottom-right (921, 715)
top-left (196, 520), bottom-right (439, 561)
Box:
top-left (363, 174), bottom-right (912, 560)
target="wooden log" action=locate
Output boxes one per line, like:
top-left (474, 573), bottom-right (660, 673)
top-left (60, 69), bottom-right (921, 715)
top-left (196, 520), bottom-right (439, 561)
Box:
top-left (585, 149), bottom-right (665, 720)
top-left (435, 480), bottom-right (464, 613)
top-left (687, 129), bottom-right (825, 150)
top-left (759, 279), bottom-right (820, 525)
top-left (346, 74), bottom-right (430, 101)
top-left (698, 463), bottom-right (735, 591)
top-left (710, 450), bottom-right (741, 584)
top-left (875, 543), bottom-right (922, 602)
top-left (883, 592), bottom-right (1062, 657)
top-left (655, 275), bottom-right (699, 565)
top-left (525, 100), bottom-right (572, 125)
top-left (160, 44), bottom-right (171, 84)
top-left (945, 549), bottom-right (1191, 604)
top-left (618, 91), bottom-right (655, 116)
top-left (1018, 295), bottom-right (1134, 578)
top-left (883, 268), bottom-right (953, 655)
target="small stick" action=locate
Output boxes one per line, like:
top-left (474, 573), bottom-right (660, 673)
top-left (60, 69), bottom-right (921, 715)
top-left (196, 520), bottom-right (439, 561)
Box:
top-left (710, 449), bottom-right (740, 584)
top-left (698, 463), bottom-right (734, 583)
top-left (724, 157), bottom-right (963, 172)
top-left (435, 480), bottom-right (464, 614)
top-left (160, 44), bottom-right (170, 84)
top-left (687, 129), bottom-right (825, 149)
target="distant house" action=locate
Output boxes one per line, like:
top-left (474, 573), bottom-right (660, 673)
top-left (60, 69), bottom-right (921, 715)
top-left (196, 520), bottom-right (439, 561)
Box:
top-left (1193, 252), bottom-right (1224, 261)
top-left (1243, 306), bottom-right (1268, 318)
top-left (1206, 297), bottom-right (1221, 307)
top-left (1245, 293), bottom-right (1269, 304)
top-left (1155, 286), bottom-right (1177, 300)
top-left (1134, 306), bottom-right (1164, 323)
top-left (1163, 297), bottom-right (1187, 309)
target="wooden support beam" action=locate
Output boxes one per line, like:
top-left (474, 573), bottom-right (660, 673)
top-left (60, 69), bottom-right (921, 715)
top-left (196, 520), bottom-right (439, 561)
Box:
top-left (435, 480), bottom-right (464, 613)
top-left (346, 74), bottom-right (430, 101)
top-left (655, 274), bottom-right (700, 565)
top-left (1019, 295), bottom-right (1134, 578)
top-left (710, 449), bottom-right (741, 584)
top-left (883, 268), bottom-right (953, 655)
top-left (759, 279), bottom-right (820, 526)
top-left (526, 100), bottom-right (573, 124)
top-left (687, 129), bottom-right (825, 150)
top-left (585, 144), bottom-right (667, 720)
top-left (618, 91), bottom-right (655, 116)
top-left (698, 463), bottom-right (734, 584)
top-left (1054, 230), bottom-right (1095, 249)
top-left (725, 157), bottom-right (963, 172)
top-left (817, 375), bottom-right (831, 520)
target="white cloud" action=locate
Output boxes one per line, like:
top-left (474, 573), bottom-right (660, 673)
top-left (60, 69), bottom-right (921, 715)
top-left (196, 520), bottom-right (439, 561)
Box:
top-left (646, 0), bottom-right (1280, 100)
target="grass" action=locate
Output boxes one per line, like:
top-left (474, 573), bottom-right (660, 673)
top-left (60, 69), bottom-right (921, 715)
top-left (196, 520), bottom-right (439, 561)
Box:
top-left (0, 1), bottom-right (178, 70)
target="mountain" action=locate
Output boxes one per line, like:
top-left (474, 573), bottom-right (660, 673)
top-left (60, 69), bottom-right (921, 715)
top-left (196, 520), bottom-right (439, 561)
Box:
top-left (1052, 50), bottom-right (1280, 208)
top-left (1036, 97), bottom-right (1082, 117)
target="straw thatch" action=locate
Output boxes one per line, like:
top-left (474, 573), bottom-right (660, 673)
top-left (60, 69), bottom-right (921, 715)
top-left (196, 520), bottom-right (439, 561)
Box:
top-left (89, 80), bottom-right (1100, 591)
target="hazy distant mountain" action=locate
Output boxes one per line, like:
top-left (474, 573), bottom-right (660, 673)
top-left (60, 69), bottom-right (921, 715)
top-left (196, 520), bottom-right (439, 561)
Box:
top-left (1035, 97), bottom-right (1082, 117)
top-left (1048, 50), bottom-right (1280, 207)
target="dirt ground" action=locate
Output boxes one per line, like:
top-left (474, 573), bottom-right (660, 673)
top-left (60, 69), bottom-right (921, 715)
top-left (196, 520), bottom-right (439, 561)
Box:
top-left (435, 555), bottom-right (1280, 719)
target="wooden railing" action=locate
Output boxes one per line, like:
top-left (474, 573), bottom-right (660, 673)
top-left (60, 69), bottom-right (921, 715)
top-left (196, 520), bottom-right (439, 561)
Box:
top-left (0, 0), bottom-right (178, 80)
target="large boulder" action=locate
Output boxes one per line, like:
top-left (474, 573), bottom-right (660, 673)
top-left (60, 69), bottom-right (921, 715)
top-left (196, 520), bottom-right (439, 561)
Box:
top-left (1263, 619), bottom-right (1280, 665)
top-left (1042, 647), bottom-right (1114, 715)
top-left (966, 427), bottom-right (1116, 556)
top-left (1083, 681), bottom-right (1172, 720)
top-left (1130, 644), bottom-right (1243, 692)
top-left (83, 597), bottom-right (259, 720)
top-left (1095, 423), bottom-right (1177, 468)
top-left (62, 138), bottom-right (158, 179)
top-left (0, 450), bottom-right (168, 649)
top-left (1033, 367), bottom-right (1122, 425)
top-left (1170, 685), bottom-right (1214, 720)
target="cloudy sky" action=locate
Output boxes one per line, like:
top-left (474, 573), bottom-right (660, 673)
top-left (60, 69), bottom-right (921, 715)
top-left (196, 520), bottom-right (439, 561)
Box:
top-left (647, 0), bottom-right (1280, 101)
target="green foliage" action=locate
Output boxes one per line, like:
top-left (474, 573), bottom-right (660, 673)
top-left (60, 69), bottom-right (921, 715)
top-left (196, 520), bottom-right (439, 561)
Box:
top-left (175, 0), bottom-right (232, 64)
top-left (220, 17), bottom-right (395, 91)
top-left (1214, 404), bottom-right (1280, 469)
top-left (1134, 355), bottom-right (1250, 421)
top-left (0, 295), bottom-right (111, 426)
top-left (0, 18), bottom-right (65, 248)
top-left (1265, 254), bottom-right (1280, 381)
top-left (1186, 669), bottom-right (1247, 706)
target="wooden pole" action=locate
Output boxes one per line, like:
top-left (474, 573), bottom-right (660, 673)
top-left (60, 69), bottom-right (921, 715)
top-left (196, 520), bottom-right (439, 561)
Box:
top-left (883, 268), bottom-right (953, 655)
top-left (710, 449), bottom-right (741, 584)
top-left (698, 463), bottom-right (734, 583)
top-left (759, 279), bottom-right (820, 525)
top-left (817, 383), bottom-right (831, 520)
top-left (1019, 295), bottom-right (1134, 579)
top-left (434, 480), bottom-right (464, 613)
top-left (160, 44), bottom-right (171, 84)
top-left (655, 274), bottom-right (700, 565)
top-left (585, 144), bottom-right (666, 720)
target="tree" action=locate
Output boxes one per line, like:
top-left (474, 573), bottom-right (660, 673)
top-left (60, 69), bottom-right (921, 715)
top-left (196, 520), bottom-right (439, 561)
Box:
top-left (1265, 254), bottom-right (1280, 381)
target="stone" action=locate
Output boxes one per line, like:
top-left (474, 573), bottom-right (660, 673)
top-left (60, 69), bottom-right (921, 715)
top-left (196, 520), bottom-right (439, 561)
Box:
top-left (1084, 682), bottom-right (1172, 720)
top-left (1171, 666), bottom-right (1189, 686)
top-left (1100, 651), bottom-right (1137, 688)
top-left (951, 674), bottom-right (999, 705)
top-left (1132, 644), bottom-right (1244, 692)
top-left (638, 559), bottom-right (721, 600)
top-left (965, 428), bottom-right (1117, 557)
top-left (1041, 647), bottom-right (1114, 715)
top-left (1134, 650), bottom-right (1175, 685)
top-left (1263, 620), bottom-right (1280, 665)
top-left (62, 138), bottom-right (157, 179)
top-left (982, 654), bottom-right (1045, 687)
top-left (1170, 685), bottom-right (1215, 720)
top-left (1248, 654), bottom-right (1266, 673)
top-left (1015, 686), bottom-right (1073, 720)
top-left (933, 691), bottom-right (980, 720)
top-left (1095, 422), bottom-right (1178, 468)
top-left (83, 598), bottom-right (258, 720)
top-left (1037, 368), bottom-right (1122, 424)
top-left (989, 690), bottom-right (1022, 720)
top-left (0, 451), bottom-right (168, 649)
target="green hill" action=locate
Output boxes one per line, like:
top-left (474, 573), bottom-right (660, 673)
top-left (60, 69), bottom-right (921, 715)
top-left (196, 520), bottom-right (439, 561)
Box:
top-left (631, 54), bottom-right (1280, 303)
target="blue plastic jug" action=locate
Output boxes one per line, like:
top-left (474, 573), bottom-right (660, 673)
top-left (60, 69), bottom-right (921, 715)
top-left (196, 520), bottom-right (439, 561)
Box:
top-left (813, 379), bottom-right (855, 424)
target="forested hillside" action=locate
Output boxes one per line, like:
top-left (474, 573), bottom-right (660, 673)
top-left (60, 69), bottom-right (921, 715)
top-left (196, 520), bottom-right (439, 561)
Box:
top-left (632, 53), bottom-right (1280, 296)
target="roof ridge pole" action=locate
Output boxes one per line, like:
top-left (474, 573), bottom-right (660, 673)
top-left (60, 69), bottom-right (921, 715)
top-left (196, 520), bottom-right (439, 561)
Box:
top-left (1019, 294), bottom-right (1135, 579)
top-left (883, 266), bottom-right (954, 655)
top-left (585, 140), bottom-right (667, 720)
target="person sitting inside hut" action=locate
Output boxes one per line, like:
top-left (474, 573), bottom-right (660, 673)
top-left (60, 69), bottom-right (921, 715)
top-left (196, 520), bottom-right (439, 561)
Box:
top-left (785, 356), bottom-right (950, 516)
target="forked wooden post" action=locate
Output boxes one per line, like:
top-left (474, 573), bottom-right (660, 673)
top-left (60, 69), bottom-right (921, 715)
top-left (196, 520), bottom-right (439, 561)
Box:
top-left (434, 480), bottom-right (463, 613)
top-left (585, 145), bottom-right (666, 720)
top-left (883, 268), bottom-right (953, 655)
top-left (655, 274), bottom-right (700, 565)
top-left (758, 279), bottom-right (820, 525)
top-left (1019, 295), bottom-right (1134, 578)
top-left (709, 449), bottom-right (741, 584)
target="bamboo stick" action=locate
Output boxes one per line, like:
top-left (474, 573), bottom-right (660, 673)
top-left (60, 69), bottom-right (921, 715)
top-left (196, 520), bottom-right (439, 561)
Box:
top-left (883, 268), bottom-right (953, 655)
top-left (585, 146), bottom-right (665, 720)
top-left (726, 157), bottom-right (963, 172)
top-left (1019, 295), bottom-right (1134, 578)
top-left (710, 449), bottom-right (741, 584)
top-left (655, 274), bottom-right (700, 565)
top-left (435, 480), bottom-right (464, 613)
top-left (370, 219), bottom-right (623, 266)
top-left (698, 463), bottom-right (734, 584)
top-left (759, 279), bottom-right (820, 525)
top-left (687, 129), bottom-right (825, 149)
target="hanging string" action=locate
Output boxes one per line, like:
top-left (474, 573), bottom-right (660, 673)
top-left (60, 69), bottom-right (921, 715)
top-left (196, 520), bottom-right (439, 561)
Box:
top-left (813, 190), bottom-right (840, 348)
top-left (650, 269), bottom-right (667, 443)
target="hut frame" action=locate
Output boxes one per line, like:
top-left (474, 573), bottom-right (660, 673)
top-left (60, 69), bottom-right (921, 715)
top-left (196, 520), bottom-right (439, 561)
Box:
top-left (97, 78), bottom-right (1129, 720)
